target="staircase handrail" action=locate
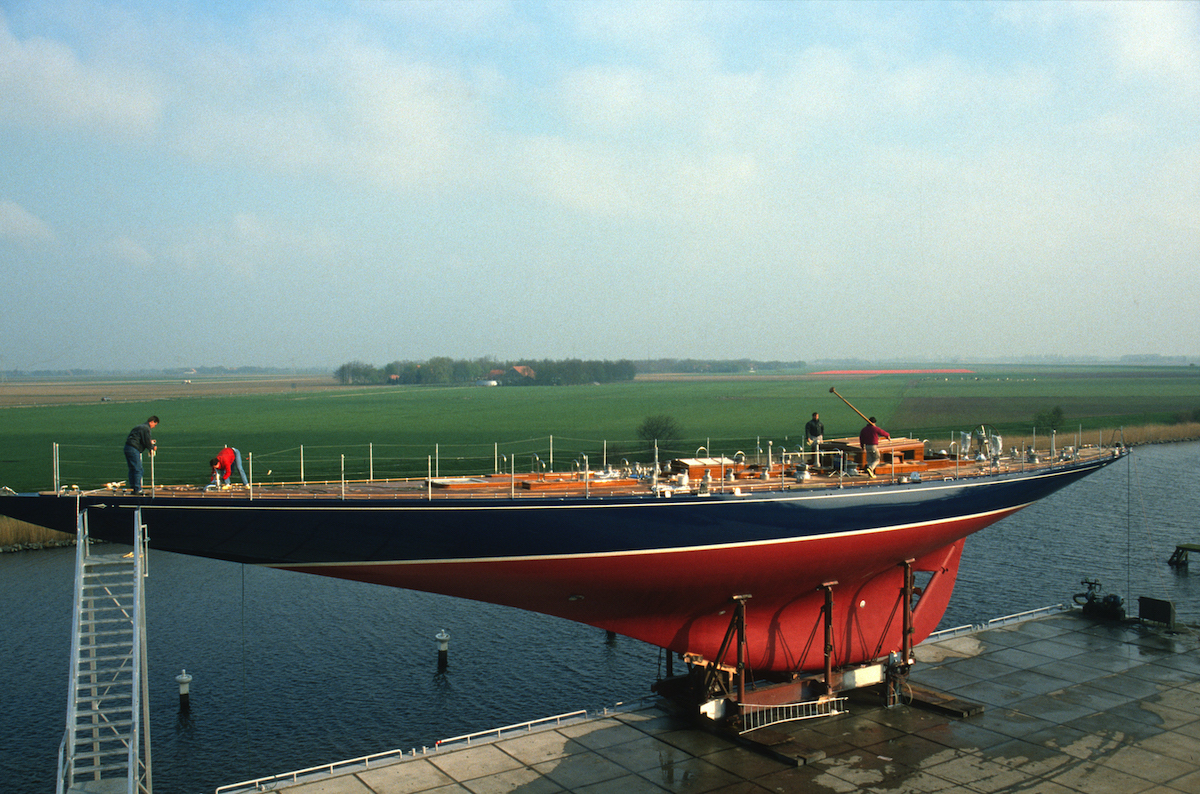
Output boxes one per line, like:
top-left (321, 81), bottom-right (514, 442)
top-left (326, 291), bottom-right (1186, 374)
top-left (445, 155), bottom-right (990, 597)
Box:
top-left (131, 507), bottom-right (151, 794)
top-left (58, 500), bottom-right (87, 794)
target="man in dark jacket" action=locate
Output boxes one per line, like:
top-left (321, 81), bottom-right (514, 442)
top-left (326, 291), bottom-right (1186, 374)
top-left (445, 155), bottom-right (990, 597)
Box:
top-left (804, 412), bottom-right (824, 466)
top-left (124, 416), bottom-right (159, 494)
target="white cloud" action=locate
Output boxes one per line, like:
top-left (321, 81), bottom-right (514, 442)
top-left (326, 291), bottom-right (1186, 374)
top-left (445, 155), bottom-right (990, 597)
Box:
top-left (1012, 1), bottom-right (1200, 91)
top-left (334, 48), bottom-right (492, 185)
top-left (569, 0), bottom-right (708, 46)
top-left (173, 103), bottom-right (331, 173)
top-left (1098, 0), bottom-right (1200, 86)
top-left (362, 0), bottom-right (515, 37)
top-left (0, 200), bottom-right (55, 244)
top-left (169, 33), bottom-right (494, 191)
top-left (515, 136), bottom-right (638, 216)
top-left (162, 213), bottom-right (337, 281)
top-left (98, 236), bottom-right (153, 269)
top-left (0, 12), bottom-right (161, 133)
top-left (560, 65), bottom-right (656, 134)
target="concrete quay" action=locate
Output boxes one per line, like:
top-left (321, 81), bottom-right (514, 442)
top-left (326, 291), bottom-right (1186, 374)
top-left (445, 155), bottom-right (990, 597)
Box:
top-left (222, 611), bottom-right (1200, 793)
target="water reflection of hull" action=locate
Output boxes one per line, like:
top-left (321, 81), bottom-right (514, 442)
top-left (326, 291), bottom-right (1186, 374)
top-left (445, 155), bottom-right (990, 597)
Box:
top-left (0, 449), bottom-right (1124, 673)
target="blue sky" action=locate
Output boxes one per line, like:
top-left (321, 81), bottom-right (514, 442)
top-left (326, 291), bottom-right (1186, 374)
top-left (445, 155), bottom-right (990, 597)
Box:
top-left (2, 1), bottom-right (1197, 371)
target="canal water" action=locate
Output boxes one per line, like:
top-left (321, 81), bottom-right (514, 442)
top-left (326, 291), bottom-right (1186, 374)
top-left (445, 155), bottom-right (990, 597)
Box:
top-left (2, 441), bottom-right (1195, 793)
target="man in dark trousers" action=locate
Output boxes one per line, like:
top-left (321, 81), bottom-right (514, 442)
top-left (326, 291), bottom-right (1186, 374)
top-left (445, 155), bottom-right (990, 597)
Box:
top-left (124, 416), bottom-right (158, 494)
top-left (804, 412), bottom-right (824, 467)
top-left (858, 416), bottom-right (889, 478)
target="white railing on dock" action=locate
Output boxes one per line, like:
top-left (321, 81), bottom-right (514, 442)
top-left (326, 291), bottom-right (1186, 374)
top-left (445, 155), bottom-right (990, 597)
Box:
top-left (214, 710), bottom-right (588, 794)
top-left (984, 603), bottom-right (1067, 628)
top-left (434, 709), bottom-right (589, 749)
top-left (923, 604), bottom-right (1067, 642)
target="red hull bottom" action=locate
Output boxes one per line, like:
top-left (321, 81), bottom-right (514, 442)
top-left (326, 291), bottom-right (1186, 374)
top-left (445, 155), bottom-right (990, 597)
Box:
top-left (278, 509), bottom-right (1012, 673)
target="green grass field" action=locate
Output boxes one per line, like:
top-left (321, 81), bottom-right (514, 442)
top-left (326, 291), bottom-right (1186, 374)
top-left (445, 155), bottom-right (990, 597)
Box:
top-left (1, 365), bottom-right (1198, 493)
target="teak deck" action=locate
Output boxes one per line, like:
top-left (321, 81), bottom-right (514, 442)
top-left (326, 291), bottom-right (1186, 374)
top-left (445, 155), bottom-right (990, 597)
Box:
top-left (55, 443), bottom-right (1109, 502)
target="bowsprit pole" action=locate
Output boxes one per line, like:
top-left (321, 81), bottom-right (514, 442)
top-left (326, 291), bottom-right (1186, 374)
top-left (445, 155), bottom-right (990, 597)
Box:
top-left (830, 386), bottom-right (871, 424)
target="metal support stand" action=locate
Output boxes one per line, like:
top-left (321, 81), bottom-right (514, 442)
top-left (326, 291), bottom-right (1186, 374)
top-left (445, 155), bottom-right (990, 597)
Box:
top-left (884, 559), bottom-right (917, 709)
top-left (701, 594), bottom-right (752, 720)
top-left (653, 560), bottom-right (929, 730)
top-left (901, 559), bottom-right (915, 666)
top-left (820, 581), bottom-right (837, 694)
top-left (736, 596), bottom-right (748, 707)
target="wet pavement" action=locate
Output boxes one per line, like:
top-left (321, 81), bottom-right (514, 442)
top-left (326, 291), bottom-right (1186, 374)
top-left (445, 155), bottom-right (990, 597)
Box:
top-left (221, 611), bottom-right (1200, 793)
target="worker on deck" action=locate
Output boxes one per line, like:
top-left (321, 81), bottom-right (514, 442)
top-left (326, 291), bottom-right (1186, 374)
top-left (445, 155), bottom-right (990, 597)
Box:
top-left (859, 417), bottom-right (890, 479)
top-left (123, 416), bottom-right (158, 495)
top-left (805, 412), bottom-right (824, 467)
top-left (209, 446), bottom-right (249, 489)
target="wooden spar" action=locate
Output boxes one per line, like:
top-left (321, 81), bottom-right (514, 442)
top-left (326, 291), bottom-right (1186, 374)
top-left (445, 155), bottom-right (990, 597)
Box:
top-left (830, 386), bottom-right (871, 424)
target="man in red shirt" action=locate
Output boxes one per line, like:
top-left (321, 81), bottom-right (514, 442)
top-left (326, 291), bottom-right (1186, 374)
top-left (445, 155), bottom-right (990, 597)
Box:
top-left (858, 417), bottom-right (890, 478)
top-left (209, 446), bottom-right (249, 488)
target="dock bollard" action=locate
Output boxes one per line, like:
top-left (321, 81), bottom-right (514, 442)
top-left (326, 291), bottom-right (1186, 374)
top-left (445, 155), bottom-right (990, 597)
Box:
top-left (176, 669), bottom-right (193, 711)
top-left (435, 630), bottom-right (450, 671)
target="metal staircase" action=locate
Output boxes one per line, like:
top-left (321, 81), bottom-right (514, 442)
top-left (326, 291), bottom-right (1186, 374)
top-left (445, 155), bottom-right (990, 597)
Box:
top-left (58, 506), bottom-right (152, 794)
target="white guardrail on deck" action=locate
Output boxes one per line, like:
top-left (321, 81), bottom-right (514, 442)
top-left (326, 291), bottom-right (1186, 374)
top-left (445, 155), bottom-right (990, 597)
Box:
top-left (213, 710), bottom-right (589, 794)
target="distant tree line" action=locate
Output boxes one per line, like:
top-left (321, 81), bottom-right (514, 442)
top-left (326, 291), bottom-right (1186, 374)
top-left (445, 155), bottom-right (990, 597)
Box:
top-left (334, 357), bottom-right (637, 386)
top-left (633, 359), bottom-right (806, 374)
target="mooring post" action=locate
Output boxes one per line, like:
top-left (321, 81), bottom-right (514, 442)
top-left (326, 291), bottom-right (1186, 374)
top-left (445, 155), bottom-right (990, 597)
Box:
top-left (175, 669), bottom-right (192, 711)
top-left (435, 630), bottom-right (450, 671)
top-left (821, 581), bottom-right (838, 694)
